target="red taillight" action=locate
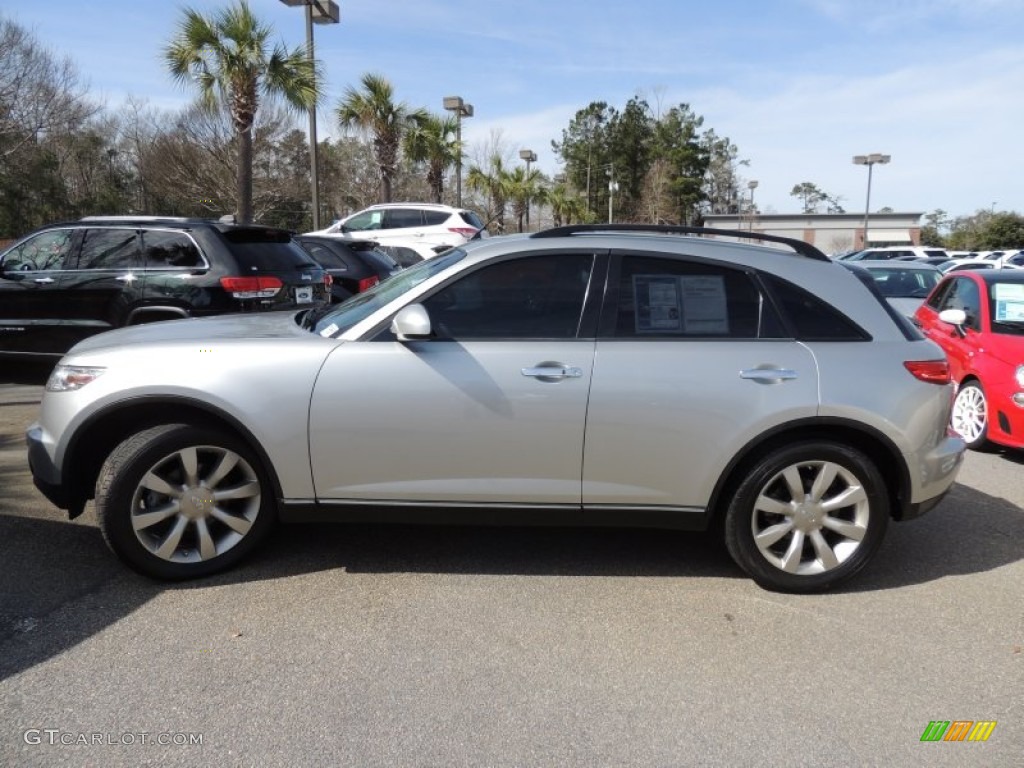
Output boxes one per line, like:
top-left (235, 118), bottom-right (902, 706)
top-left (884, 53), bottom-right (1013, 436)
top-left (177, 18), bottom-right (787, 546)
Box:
top-left (448, 227), bottom-right (477, 239)
top-left (904, 360), bottom-right (950, 384)
top-left (324, 274), bottom-right (333, 287)
top-left (219, 275), bottom-right (283, 298)
top-left (357, 275), bottom-right (379, 292)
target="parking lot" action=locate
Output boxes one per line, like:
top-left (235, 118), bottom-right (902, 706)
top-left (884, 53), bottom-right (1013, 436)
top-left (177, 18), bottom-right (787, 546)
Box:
top-left (0, 364), bottom-right (1021, 767)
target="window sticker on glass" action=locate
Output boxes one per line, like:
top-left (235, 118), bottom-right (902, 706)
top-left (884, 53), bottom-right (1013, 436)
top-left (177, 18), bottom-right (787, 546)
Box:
top-left (993, 283), bottom-right (1024, 321)
top-left (634, 276), bottom-right (682, 332)
top-left (680, 275), bottom-right (728, 334)
top-left (633, 274), bottom-right (729, 334)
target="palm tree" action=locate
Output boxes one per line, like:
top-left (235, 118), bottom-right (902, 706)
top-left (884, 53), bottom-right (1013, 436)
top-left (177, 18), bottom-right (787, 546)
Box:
top-left (337, 73), bottom-right (427, 203)
top-left (547, 183), bottom-right (587, 226)
top-left (402, 113), bottom-right (459, 204)
top-left (503, 166), bottom-right (546, 232)
top-left (164, 1), bottom-right (319, 225)
top-left (466, 154), bottom-right (509, 232)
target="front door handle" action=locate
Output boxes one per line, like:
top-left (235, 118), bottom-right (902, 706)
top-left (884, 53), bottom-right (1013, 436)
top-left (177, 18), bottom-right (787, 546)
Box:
top-left (521, 365), bottom-right (583, 380)
top-left (32, 277), bottom-right (55, 284)
top-left (740, 367), bottom-right (798, 383)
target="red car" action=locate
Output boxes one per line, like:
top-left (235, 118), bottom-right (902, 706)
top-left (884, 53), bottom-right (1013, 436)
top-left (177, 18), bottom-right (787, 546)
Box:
top-left (915, 269), bottom-right (1024, 450)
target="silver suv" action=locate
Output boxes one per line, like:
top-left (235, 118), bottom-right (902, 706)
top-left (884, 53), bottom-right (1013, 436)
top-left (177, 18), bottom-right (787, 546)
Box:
top-left (26, 225), bottom-right (965, 592)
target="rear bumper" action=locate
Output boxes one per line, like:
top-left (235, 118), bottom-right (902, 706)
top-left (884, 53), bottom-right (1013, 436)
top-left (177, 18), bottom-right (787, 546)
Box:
top-left (898, 432), bottom-right (965, 521)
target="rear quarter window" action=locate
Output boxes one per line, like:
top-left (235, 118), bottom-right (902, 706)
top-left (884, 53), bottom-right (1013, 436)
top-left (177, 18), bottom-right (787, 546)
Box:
top-left (763, 274), bottom-right (871, 341)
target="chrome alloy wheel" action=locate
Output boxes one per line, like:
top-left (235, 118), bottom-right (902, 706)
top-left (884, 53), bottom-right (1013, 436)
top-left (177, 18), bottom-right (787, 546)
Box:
top-left (751, 460), bottom-right (870, 576)
top-left (129, 445), bottom-right (261, 563)
top-left (951, 383), bottom-right (987, 446)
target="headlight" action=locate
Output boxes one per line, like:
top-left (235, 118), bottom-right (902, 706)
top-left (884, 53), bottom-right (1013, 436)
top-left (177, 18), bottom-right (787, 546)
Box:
top-left (1017, 365), bottom-right (1024, 389)
top-left (46, 365), bottom-right (106, 392)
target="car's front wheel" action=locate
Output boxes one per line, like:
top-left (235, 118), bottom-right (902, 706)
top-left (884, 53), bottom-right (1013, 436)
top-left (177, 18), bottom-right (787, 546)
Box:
top-left (724, 442), bottom-right (890, 593)
top-left (95, 424), bottom-right (276, 580)
top-left (951, 380), bottom-right (990, 450)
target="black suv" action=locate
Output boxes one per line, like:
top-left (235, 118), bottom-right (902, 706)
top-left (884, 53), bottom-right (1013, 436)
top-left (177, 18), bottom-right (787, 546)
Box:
top-left (295, 235), bottom-right (401, 302)
top-left (0, 216), bottom-right (330, 356)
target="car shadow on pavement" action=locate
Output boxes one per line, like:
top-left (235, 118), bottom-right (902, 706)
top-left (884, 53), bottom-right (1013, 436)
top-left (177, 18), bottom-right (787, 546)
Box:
top-left (1, 479), bottom-right (1022, 681)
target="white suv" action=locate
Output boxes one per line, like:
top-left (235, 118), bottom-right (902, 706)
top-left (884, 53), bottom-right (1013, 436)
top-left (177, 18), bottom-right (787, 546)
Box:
top-left (841, 246), bottom-right (949, 262)
top-left (308, 203), bottom-right (486, 260)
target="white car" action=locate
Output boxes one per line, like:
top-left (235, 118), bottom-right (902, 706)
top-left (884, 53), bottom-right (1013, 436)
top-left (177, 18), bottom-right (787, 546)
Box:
top-left (307, 203), bottom-right (486, 259)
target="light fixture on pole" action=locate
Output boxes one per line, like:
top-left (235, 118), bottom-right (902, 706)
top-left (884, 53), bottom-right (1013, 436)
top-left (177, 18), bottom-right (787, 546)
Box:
top-left (279, 1), bottom-right (339, 231)
top-left (852, 153), bottom-right (891, 248)
top-left (747, 180), bottom-right (759, 231)
top-left (443, 96), bottom-right (473, 206)
top-left (519, 149), bottom-right (537, 231)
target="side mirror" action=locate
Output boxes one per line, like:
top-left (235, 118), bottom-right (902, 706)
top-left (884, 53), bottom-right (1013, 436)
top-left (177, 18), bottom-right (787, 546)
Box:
top-left (938, 308), bottom-right (968, 336)
top-left (391, 303), bottom-right (432, 341)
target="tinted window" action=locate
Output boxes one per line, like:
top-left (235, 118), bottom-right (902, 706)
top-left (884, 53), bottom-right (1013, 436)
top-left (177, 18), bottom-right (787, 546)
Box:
top-left (77, 229), bottom-right (141, 269)
top-left (1, 229), bottom-right (75, 271)
top-left (142, 230), bottom-right (201, 268)
top-left (423, 254), bottom-right (593, 339)
top-left (611, 256), bottom-right (783, 339)
top-left (386, 209), bottom-right (423, 228)
top-left (460, 210), bottom-right (485, 229)
top-left (222, 229), bottom-right (318, 271)
top-left (301, 241), bottom-right (351, 271)
top-left (764, 275), bottom-right (869, 340)
top-left (423, 210), bottom-right (450, 225)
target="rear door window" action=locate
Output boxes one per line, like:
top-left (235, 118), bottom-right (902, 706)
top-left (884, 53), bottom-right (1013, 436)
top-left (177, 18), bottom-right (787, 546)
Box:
top-left (604, 255), bottom-right (785, 339)
top-left (385, 209), bottom-right (424, 229)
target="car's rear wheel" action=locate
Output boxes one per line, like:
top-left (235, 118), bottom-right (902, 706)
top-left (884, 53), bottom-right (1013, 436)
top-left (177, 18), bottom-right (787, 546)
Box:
top-left (951, 380), bottom-right (990, 450)
top-left (96, 424), bottom-right (276, 580)
top-left (724, 442), bottom-right (889, 593)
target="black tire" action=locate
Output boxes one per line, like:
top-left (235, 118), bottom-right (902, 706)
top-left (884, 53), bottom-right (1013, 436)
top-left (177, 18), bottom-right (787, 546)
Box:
top-left (951, 381), bottom-right (992, 451)
top-left (95, 424), bottom-right (276, 580)
top-left (723, 441), bottom-right (889, 593)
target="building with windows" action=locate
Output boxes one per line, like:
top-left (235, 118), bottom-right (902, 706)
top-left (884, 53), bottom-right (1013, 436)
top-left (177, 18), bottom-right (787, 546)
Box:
top-left (703, 212), bottom-right (924, 257)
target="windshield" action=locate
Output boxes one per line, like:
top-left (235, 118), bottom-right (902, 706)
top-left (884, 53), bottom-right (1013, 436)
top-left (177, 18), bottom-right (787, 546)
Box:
top-left (865, 267), bottom-right (942, 298)
top-left (303, 248), bottom-right (466, 336)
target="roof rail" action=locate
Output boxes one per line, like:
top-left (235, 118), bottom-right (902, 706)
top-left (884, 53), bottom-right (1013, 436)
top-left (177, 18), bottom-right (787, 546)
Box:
top-left (79, 215), bottom-right (197, 222)
top-left (530, 223), bottom-right (831, 262)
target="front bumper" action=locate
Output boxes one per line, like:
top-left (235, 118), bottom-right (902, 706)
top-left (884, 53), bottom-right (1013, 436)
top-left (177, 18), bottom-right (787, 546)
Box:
top-left (26, 423), bottom-right (77, 514)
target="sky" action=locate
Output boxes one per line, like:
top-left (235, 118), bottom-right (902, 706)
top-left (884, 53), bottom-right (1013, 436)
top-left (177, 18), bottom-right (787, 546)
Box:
top-left (4, 0), bottom-right (1023, 219)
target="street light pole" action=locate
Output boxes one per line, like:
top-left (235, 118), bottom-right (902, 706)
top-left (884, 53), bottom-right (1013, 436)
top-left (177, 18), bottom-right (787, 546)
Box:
top-left (443, 96), bottom-right (473, 207)
top-left (852, 153), bottom-right (891, 248)
top-left (607, 164), bottom-right (618, 224)
top-left (747, 180), bottom-right (758, 232)
top-left (280, 1), bottom-right (339, 231)
top-left (519, 148), bottom-right (536, 231)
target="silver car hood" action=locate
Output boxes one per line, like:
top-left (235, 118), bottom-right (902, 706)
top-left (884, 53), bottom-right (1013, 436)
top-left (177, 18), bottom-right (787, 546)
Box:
top-left (67, 311), bottom-right (311, 353)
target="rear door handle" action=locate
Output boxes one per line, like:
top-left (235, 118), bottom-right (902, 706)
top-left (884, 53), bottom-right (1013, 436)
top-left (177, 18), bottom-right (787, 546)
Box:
top-left (740, 368), bottom-right (798, 382)
top-left (32, 277), bottom-right (55, 284)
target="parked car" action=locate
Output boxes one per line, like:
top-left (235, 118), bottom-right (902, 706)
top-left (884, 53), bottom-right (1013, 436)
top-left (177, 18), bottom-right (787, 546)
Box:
top-left (937, 259), bottom-right (998, 274)
top-left (307, 203), bottom-right (486, 256)
top-left (842, 260), bottom-right (942, 319)
top-left (295, 235), bottom-right (401, 303)
top-left (915, 269), bottom-right (1024, 450)
top-left (840, 246), bottom-right (949, 262)
top-left (0, 216), bottom-right (331, 357)
top-left (27, 224), bottom-right (964, 592)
